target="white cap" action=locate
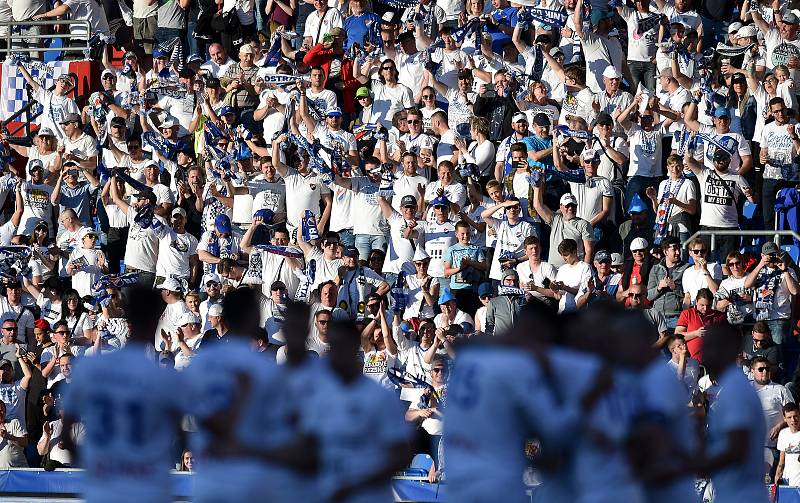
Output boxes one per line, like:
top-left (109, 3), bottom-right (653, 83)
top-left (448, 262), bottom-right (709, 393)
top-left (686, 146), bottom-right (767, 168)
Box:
top-left (559, 193), bottom-right (578, 206)
top-left (160, 119), bottom-right (176, 129)
top-left (412, 247), bottom-right (430, 262)
top-left (381, 11), bottom-right (395, 23)
top-left (208, 303), bottom-right (223, 317)
top-left (78, 226), bottom-right (98, 240)
top-left (171, 207), bottom-right (187, 218)
top-left (611, 252), bottom-right (623, 266)
top-left (202, 273), bottom-right (221, 286)
top-left (36, 127), bottom-right (55, 137)
top-left (602, 66), bottom-right (621, 79)
top-left (178, 312), bottom-right (201, 326)
top-left (101, 68), bottom-right (116, 79)
top-left (581, 148), bottom-right (599, 162)
top-left (156, 277), bottom-right (183, 292)
top-left (630, 237), bottom-right (650, 251)
top-left (737, 25), bottom-right (757, 38)
top-left (512, 112), bottom-right (528, 123)
top-left (728, 22), bottom-right (742, 34)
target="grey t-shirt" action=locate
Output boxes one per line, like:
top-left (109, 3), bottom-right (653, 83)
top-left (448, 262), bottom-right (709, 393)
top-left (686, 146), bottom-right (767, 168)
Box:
top-left (547, 211), bottom-right (594, 267)
top-left (157, 0), bottom-right (187, 29)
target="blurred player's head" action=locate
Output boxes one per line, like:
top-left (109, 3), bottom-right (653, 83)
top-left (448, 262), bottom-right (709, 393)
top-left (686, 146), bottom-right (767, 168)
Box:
top-left (125, 286), bottom-right (166, 345)
top-left (327, 319), bottom-right (362, 380)
top-left (702, 323), bottom-right (740, 378)
top-left (283, 301), bottom-right (312, 363)
top-left (222, 288), bottom-right (262, 341)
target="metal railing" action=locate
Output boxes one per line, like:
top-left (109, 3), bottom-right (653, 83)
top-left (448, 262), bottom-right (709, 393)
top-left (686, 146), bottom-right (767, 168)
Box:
top-left (683, 230), bottom-right (800, 252)
top-left (0, 20), bottom-right (91, 57)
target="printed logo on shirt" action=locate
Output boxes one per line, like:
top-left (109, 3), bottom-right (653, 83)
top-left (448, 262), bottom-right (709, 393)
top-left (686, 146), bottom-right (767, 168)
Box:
top-left (704, 177), bottom-right (736, 206)
top-left (772, 42), bottom-right (800, 68)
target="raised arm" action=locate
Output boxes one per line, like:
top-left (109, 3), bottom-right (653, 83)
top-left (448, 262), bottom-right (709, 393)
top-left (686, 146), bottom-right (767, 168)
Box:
top-left (108, 173), bottom-right (131, 215)
top-left (531, 181), bottom-right (554, 224)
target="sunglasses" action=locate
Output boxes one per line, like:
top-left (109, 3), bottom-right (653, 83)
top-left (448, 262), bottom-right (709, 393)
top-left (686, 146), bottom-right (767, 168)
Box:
top-left (727, 261), bottom-right (742, 266)
top-left (691, 249), bottom-right (706, 254)
top-left (628, 293), bottom-right (643, 299)
top-left (632, 249), bottom-right (645, 254)
top-left (54, 330), bottom-right (69, 335)
top-left (381, 66), bottom-right (394, 70)
top-left (1, 327), bottom-right (14, 332)
top-left (317, 319), bottom-right (330, 325)
top-left (407, 119), bottom-right (421, 124)
top-left (431, 367), bottom-right (447, 373)
top-left (755, 367), bottom-right (770, 372)
top-left (128, 145), bottom-right (141, 150)
top-left (422, 95), bottom-right (434, 99)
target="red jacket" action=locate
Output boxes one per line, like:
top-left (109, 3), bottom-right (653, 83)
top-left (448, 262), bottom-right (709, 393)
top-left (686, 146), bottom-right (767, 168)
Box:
top-left (303, 44), bottom-right (360, 114)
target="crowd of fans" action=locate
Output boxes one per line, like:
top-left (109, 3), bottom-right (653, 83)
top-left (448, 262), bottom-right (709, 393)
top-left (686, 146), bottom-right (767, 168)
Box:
top-left (0, 0), bottom-right (798, 499)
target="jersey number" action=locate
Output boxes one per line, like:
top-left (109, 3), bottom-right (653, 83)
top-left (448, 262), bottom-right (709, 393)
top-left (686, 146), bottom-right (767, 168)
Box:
top-left (86, 394), bottom-right (146, 447)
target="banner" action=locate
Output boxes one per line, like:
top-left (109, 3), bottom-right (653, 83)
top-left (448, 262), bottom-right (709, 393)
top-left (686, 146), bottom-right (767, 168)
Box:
top-left (1, 60), bottom-right (72, 121)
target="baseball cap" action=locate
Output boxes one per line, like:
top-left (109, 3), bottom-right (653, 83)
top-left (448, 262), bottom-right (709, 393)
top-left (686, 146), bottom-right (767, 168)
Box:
top-left (532, 113), bottom-right (550, 127)
top-left (783, 12), bottom-right (799, 24)
top-left (581, 149), bottom-right (600, 162)
top-left (458, 68), bottom-right (472, 80)
top-left (763, 242), bottom-right (781, 255)
top-left (101, 68), bottom-right (116, 79)
top-left (549, 47), bottom-right (564, 57)
top-left (208, 303), bottom-right (223, 317)
top-left (239, 44), bottom-right (256, 54)
top-left (327, 27), bottom-right (344, 37)
top-left (110, 116), bottom-right (127, 128)
top-left (478, 282), bottom-right (493, 298)
top-left (560, 193), bottom-right (578, 206)
top-left (356, 86), bottom-right (370, 98)
top-left (590, 9), bottom-right (614, 26)
top-left (156, 277), bottom-right (183, 292)
top-left (0, 359), bottom-right (12, 369)
top-left (713, 107), bottom-right (731, 118)
top-left (27, 159), bottom-right (44, 174)
top-left (381, 11), bottom-right (397, 24)
top-left (135, 191), bottom-right (157, 205)
top-left (602, 66), bottom-right (621, 79)
top-left (218, 105), bottom-right (236, 117)
top-left (325, 106), bottom-right (342, 117)
top-left (187, 54), bottom-right (204, 65)
top-left (124, 51), bottom-right (138, 60)
top-left (36, 127), bottom-right (55, 137)
top-left (215, 214), bottom-right (232, 233)
top-left (728, 22), bottom-right (743, 34)
top-left (712, 148), bottom-right (732, 162)
top-left (78, 227), bottom-right (97, 240)
top-left (630, 237), bottom-right (649, 251)
top-left (731, 72), bottom-right (747, 84)
top-left (401, 195), bottom-right (417, 208)
top-left (60, 112), bottom-right (81, 124)
top-left (438, 288), bottom-right (456, 305)
top-left (502, 268), bottom-right (519, 280)
top-left (596, 112), bottom-right (614, 126)
top-left (160, 119), bottom-right (176, 129)
top-left (178, 312), bottom-right (201, 326)
top-left (431, 195), bottom-right (450, 208)
top-left (171, 207), bottom-right (187, 218)
top-left (343, 246), bottom-right (359, 258)
top-left (270, 280), bottom-right (287, 292)
top-left (153, 48), bottom-right (169, 59)
top-left (611, 253), bottom-right (624, 266)
top-left (203, 272), bottom-right (221, 286)
top-left (594, 250), bottom-right (611, 263)
top-left (512, 112), bottom-right (528, 123)
top-left (737, 25), bottom-right (757, 38)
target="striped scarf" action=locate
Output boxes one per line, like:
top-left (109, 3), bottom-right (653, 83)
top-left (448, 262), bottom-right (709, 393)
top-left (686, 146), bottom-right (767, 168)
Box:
top-left (653, 177), bottom-right (685, 245)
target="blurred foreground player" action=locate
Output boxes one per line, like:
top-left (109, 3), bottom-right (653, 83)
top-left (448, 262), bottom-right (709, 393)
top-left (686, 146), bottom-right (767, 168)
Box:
top-left (62, 286), bottom-right (184, 503)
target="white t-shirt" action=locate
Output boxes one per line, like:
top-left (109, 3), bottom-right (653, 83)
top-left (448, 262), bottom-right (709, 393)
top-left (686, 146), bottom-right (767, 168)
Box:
top-left (370, 81), bottom-right (414, 129)
top-left (569, 176), bottom-right (613, 224)
top-left (764, 28), bottom-right (800, 70)
top-left (124, 207), bottom-right (163, 273)
top-left (422, 219), bottom-right (456, 262)
top-left (32, 88), bottom-right (78, 141)
top-left (698, 126), bottom-right (750, 174)
top-left (154, 228), bottom-right (198, 280)
top-left (283, 168), bottom-right (331, 230)
top-left (62, 345), bottom-right (187, 503)
top-left (305, 88), bottom-right (338, 115)
top-left (303, 7), bottom-right (343, 45)
top-left (696, 168), bottom-right (749, 228)
top-left (619, 7), bottom-right (659, 62)
top-left (579, 31), bottom-right (625, 93)
top-left (384, 212), bottom-right (422, 275)
top-left (681, 263), bottom-right (722, 302)
top-left (306, 247), bottom-right (342, 292)
top-left (654, 177), bottom-right (697, 226)
top-left (778, 428), bottom-right (800, 485)
top-left (760, 121), bottom-right (798, 180)
top-left (489, 219), bottom-right (534, 281)
top-left (19, 181), bottom-right (53, 235)
top-left (67, 247), bottom-right (104, 297)
top-left (516, 260), bottom-right (557, 303)
top-left (350, 177), bottom-right (383, 236)
top-left (627, 124), bottom-right (663, 178)
top-left (755, 382), bottom-right (795, 448)
top-left (555, 260), bottom-right (592, 313)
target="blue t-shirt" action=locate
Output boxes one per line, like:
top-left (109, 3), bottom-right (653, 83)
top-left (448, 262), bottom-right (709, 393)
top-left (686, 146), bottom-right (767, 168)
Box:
top-left (444, 243), bottom-right (485, 290)
top-left (487, 7), bottom-right (518, 52)
top-left (522, 134), bottom-right (556, 180)
top-left (343, 13), bottom-right (380, 51)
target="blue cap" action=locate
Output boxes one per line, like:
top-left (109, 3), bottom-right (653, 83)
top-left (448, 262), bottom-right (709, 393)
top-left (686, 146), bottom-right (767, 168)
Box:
top-left (594, 250), bottom-right (611, 263)
top-left (153, 48), bottom-right (168, 59)
top-left (431, 195), bottom-right (450, 208)
top-left (399, 321), bottom-right (412, 333)
top-left (713, 107), bottom-right (731, 118)
top-left (590, 9), bottom-right (614, 26)
top-left (438, 287), bottom-right (456, 305)
top-left (478, 282), bottom-right (493, 298)
top-left (219, 105), bottom-right (236, 116)
top-left (214, 214), bottom-right (232, 234)
top-left (254, 208), bottom-right (274, 223)
top-left (460, 321), bottom-right (474, 334)
top-left (628, 193), bottom-right (648, 214)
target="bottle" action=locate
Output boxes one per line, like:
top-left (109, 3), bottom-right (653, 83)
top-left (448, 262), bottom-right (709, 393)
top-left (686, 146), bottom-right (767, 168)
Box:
top-left (301, 210), bottom-right (320, 241)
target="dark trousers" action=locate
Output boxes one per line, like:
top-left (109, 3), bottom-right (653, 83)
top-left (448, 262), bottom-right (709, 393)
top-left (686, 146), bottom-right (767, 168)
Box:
top-left (106, 227), bottom-right (128, 275)
top-left (628, 60), bottom-right (656, 93)
top-left (699, 226), bottom-right (739, 264)
top-left (453, 287), bottom-right (480, 320)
